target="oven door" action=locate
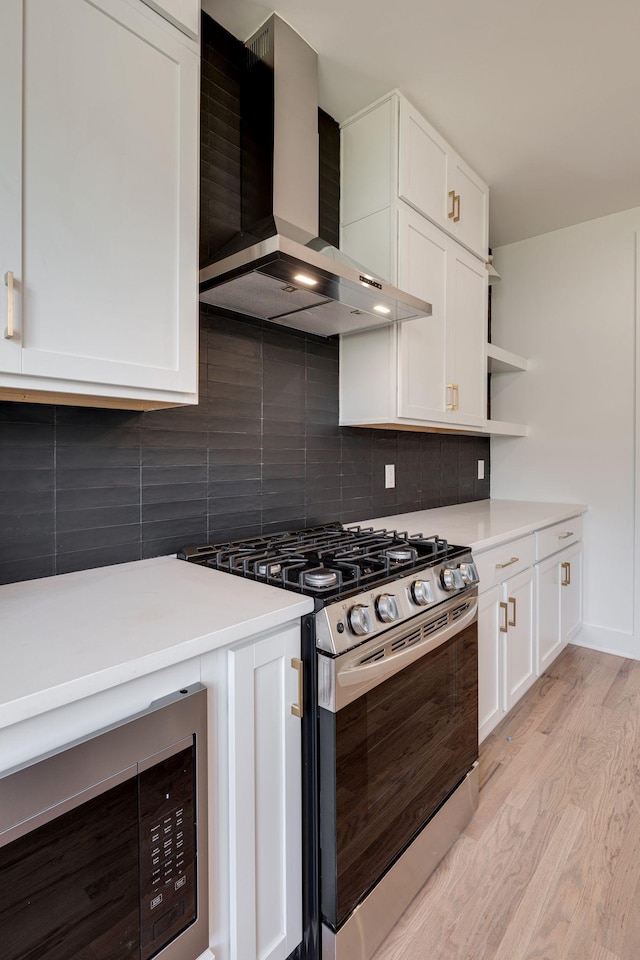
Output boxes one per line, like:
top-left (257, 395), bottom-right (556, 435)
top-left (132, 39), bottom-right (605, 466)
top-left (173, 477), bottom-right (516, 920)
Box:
top-left (318, 590), bottom-right (478, 931)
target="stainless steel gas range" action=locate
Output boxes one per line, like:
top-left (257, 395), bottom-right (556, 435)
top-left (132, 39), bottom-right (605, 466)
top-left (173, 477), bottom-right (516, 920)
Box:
top-left (180, 522), bottom-right (480, 960)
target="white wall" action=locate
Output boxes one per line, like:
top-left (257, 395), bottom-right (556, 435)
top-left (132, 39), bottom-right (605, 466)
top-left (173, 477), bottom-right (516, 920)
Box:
top-left (491, 207), bottom-right (639, 658)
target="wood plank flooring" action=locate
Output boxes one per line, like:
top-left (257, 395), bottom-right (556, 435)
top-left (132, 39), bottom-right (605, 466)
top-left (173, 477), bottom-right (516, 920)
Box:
top-left (371, 644), bottom-right (640, 960)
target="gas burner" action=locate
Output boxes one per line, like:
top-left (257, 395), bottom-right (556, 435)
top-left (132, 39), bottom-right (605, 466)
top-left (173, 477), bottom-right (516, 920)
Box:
top-left (256, 561), bottom-right (282, 577)
top-left (303, 568), bottom-right (339, 589)
top-left (385, 546), bottom-right (418, 563)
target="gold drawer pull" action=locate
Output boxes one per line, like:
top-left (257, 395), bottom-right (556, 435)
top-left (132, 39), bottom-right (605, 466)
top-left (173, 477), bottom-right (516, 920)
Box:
top-left (496, 557), bottom-right (519, 569)
top-left (558, 532), bottom-right (573, 540)
top-left (453, 192), bottom-right (461, 223)
top-left (508, 597), bottom-right (516, 627)
top-left (448, 190), bottom-right (456, 219)
top-left (446, 383), bottom-right (456, 409)
top-left (291, 658), bottom-right (304, 718)
top-left (561, 562), bottom-right (571, 587)
top-left (499, 601), bottom-right (508, 633)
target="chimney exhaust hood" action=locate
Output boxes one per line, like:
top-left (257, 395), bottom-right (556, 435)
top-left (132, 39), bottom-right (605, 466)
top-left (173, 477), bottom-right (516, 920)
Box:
top-left (199, 14), bottom-right (432, 337)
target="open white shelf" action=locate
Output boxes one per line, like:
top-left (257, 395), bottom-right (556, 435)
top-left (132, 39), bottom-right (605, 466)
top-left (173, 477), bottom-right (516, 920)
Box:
top-left (487, 343), bottom-right (529, 374)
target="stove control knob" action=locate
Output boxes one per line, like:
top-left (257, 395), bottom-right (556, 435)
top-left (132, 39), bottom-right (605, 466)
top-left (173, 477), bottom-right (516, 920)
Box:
top-left (411, 579), bottom-right (433, 606)
top-left (441, 567), bottom-right (465, 590)
top-left (349, 603), bottom-right (374, 636)
top-left (459, 562), bottom-right (479, 585)
top-left (376, 593), bottom-right (400, 623)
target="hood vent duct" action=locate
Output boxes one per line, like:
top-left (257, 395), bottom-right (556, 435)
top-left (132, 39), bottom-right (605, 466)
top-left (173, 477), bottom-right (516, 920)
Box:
top-left (199, 14), bottom-right (432, 337)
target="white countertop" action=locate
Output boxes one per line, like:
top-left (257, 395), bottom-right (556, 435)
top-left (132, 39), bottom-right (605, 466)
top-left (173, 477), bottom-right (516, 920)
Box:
top-left (0, 556), bottom-right (313, 729)
top-left (0, 499), bottom-right (587, 731)
top-left (354, 499), bottom-right (587, 552)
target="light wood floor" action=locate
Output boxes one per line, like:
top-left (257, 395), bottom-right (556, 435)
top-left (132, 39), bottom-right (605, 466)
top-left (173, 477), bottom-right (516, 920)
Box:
top-left (372, 644), bottom-right (640, 960)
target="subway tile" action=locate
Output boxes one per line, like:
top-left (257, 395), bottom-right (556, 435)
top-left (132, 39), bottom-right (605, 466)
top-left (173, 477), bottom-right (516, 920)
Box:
top-left (143, 482), bottom-right (208, 504)
top-left (56, 523), bottom-right (140, 554)
top-left (208, 478), bottom-right (262, 498)
top-left (208, 495), bottom-right (262, 517)
top-left (0, 554), bottom-right (55, 585)
top-left (58, 545), bottom-right (136, 575)
top-left (56, 445), bottom-right (140, 469)
top-left (56, 485), bottom-right (139, 511)
top-left (142, 498), bottom-right (208, 523)
top-left (57, 504), bottom-right (140, 533)
top-left (142, 464), bottom-right (208, 486)
top-left (56, 466), bottom-right (141, 490)
top-left (209, 462), bottom-right (262, 482)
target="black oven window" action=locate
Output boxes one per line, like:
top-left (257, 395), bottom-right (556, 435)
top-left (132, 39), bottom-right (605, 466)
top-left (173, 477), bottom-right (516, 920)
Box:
top-left (1, 777), bottom-right (141, 960)
top-left (320, 622), bottom-right (478, 928)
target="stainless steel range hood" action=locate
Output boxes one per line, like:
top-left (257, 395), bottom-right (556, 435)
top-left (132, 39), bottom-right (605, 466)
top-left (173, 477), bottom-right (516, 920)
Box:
top-left (199, 14), bottom-right (431, 337)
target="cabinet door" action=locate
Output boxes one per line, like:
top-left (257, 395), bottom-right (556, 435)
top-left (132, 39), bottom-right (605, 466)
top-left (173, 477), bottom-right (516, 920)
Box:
top-left (228, 625), bottom-right (302, 960)
top-left (5, 0), bottom-right (198, 396)
top-left (446, 243), bottom-right (488, 426)
top-left (503, 568), bottom-right (535, 711)
top-left (398, 99), bottom-right (450, 230)
top-left (560, 542), bottom-right (583, 645)
top-left (478, 585), bottom-right (504, 743)
top-left (536, 554), bottom-right (562, 675)
top-left (139, 0), bottom-right (199, 38)
top-left (0, 1), bottom-right (21, 374)
top-left (397, 208), bottom-right (447, 419)
top-left (448, 153), bottom-right (489, 260)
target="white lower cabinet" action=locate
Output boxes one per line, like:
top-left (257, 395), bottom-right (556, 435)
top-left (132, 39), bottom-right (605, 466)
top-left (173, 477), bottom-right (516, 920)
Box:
top-left (227, 624), bottom-right (303, 960)
top-left (478, 585), bottom-right (503, 742)
top-left (477, 517), bottom-right (584, 742)
top-left (503, 567), bottom-right (536, 711)
top-left (537, 541), bottom-right (583, 674)
top-left (476, 536), bottom-right (536, 742)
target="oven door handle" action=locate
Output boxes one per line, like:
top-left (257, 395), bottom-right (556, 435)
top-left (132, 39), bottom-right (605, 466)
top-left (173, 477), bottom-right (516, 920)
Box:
top-left (319, 595), bottom-right (477, 712)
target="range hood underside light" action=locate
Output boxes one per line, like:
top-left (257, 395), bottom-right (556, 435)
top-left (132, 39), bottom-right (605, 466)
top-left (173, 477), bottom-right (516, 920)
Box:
top-left (199, 237), bottom-right (432, 338)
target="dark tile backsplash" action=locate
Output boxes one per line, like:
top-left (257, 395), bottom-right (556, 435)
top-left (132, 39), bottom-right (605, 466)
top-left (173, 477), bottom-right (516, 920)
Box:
top-left (0, 307), bottom-right (489, 585)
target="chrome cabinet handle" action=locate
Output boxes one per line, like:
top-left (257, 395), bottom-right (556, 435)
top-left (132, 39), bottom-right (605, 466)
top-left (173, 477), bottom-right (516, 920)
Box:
top-left (499, 601), bottom-right (508, 633)
top-left (4, 271), bottom-right (14, 339)
top-left (496, 557), bottom-right (519, 569)
top-left (508, 597), bottom-right (516, 627)
top-left (558, 532), bottom-right (573, 540)
top-left (561, 562), bottom-right (571, 587)
top-left (291, 657), bottom-right (303, 718)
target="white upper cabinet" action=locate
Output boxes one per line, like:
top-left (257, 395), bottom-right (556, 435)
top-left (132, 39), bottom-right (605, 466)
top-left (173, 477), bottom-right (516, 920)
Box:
top-left (140, 0), bottom-right (200, 39)
top-left (342, 91), bottom-right (489, 263)
top-left (0, 0), bottom-right (199, 410)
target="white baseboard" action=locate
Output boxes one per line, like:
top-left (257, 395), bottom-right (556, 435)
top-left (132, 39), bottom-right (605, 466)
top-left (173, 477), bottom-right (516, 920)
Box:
top-left (572, 624), bottom-right (640, 660)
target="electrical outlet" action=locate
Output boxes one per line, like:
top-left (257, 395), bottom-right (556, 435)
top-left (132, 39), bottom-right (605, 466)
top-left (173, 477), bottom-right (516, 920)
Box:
top-left (477, 459), bottom-right (485, 480)
top-left (385, 464), bottom-right (395, 489)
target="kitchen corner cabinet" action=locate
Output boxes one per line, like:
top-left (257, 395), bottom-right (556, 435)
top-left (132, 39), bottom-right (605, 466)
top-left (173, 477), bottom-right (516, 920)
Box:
top-left (536, 521), bottom-right (583, 675)
top-left (0, 0), bottom-right (199, 410)
top-left (342, 92), bottom-right (489, 263)
top-left (227, 624), bottom-right (303, 960)
top-left (339, 206), bottom-right (488, 432)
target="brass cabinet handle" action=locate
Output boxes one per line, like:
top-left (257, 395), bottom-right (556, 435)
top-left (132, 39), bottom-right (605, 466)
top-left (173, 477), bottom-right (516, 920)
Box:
top-left (4, 271), bottom-right (14, 340)
top-left (499, 601), bottom-right (508, 633)
top-left (448, 189), bottom-right (456, 219)
top-left (496, 557), bottom-right (519, 569)
top-left (508, 597), bottom-right (516, 627)
top-left (453, 193), bottom-right (461, 223)
top-left (446, 383), bottom-right (456, 409)
top-left (558, 532), bottom-right (573, 540)
top-left (291, 657), bottom-right (304, 718)
top-left (561, 562), bottom-right (571, 587)
top-left (454, 384), bottom-right (459, 410)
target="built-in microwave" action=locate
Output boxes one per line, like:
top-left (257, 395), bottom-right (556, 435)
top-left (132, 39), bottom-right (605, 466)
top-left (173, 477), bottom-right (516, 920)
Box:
top-left (0, 684), bottom-right (208, 960)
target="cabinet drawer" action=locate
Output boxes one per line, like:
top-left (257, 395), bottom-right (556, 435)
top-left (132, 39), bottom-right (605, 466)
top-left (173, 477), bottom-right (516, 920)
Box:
top-left (474, 535), bottom-right (535, 593)
top-left (536, 516), bottom-right (583, 561)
